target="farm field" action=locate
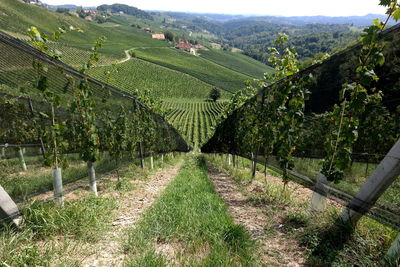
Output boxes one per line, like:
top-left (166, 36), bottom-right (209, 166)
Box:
top-left (88, 59), bottom-right (231, 99)
top-left (199, 48), bottom-right (274, 78)
top-left (133, 47), bottom-right (254, 92)
top-left (161, 101), bottom-right (226, 148)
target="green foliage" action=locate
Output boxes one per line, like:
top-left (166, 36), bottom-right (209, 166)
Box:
top-left (321, 4), bottom-right (399, 182)
top-left (164, 30), bottom-right (174, 42)
top-left (252, 34), bottom-right (311, 182)
top-left (209, 87), bottom-right (221, 102)
top-left (97, 4), bottom-right (153, 20)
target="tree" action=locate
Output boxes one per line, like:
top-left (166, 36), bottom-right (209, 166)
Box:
top-left (164, 31), bottom-right (174, 42)
top-left (56, 8), bottom-right (69, 13)
top-left (209, 87), bottom-right (221, 102)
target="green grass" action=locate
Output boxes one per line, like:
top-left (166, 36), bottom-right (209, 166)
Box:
top-left (124, 155), bottom-right (257, 266)
top-left (88, 58), bottom-right (229, 99)
top-left (161, 101), bottom-right (226, 148)
top-left (0, 195), bottom-right (116, 266)
top-left (0, 153), bottom-right (130, 200)
top-left (133, 47), bottom-right (253, 92)
top-left (206, 154), bottom-right (399, 266)
top-left (199, 49), bottom-right (274, 78)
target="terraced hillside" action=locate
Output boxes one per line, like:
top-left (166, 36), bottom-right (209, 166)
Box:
top-left (199, 49), bottom-right (274, 78)
top-left (161, 101), bottom-right (226, 148)
top-left (0, 0), bottom-right (167, 60)
top-left (88, 59), bottom-right (230, 99)
top-left (133, 47), bottom-right (254, 92)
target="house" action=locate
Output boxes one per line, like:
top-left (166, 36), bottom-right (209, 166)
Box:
top-left (84, 16), bottom-right (93, 21)
top-left (176, 39), bottom-right (192, 52)
top-left (194, 44), bottom-right (205, 50)
top-left (152, 34), bottom-right (165, 40)
top-left (189, 48), bottom-right (196, 56)
top-left (141, 27), bottom-right (151, 32)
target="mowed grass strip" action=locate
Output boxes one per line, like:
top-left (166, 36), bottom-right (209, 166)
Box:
top-left (124, 155), bottom-right (257, 266)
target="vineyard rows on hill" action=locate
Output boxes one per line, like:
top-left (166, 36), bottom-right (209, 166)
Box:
top-left (161, 101), bottom-right (225, 148)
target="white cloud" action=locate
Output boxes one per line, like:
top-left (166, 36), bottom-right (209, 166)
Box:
top-left (44, 0), bottom-right (386, 16)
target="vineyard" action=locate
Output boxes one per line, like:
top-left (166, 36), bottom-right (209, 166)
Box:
top-left (1, 0), bottom-right (400, 265)
top-left (88, 59), bottom-right (230, 99)
top-left (198, 48), bottom-right (274, 78)
top-left (132, 47), bottom-right (254, 92)
top-left (161, 101), bottom-right (226, 148)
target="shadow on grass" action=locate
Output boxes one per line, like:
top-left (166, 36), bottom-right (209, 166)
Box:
top-left (303, 218), bottom-right (355, 266)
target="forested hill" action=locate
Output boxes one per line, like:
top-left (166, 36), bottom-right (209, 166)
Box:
top-left (154, 13), bottom-right (394, 63)
top-left (97, 4), bottom-right (153, 20)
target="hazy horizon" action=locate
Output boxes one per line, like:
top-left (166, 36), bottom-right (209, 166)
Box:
top-left (43, 0), bottom-right (387, 17)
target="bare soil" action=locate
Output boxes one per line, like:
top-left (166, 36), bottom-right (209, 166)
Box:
top-left (207, 163), bottom-right (307, 266)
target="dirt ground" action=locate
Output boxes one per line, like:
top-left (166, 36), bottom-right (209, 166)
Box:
top-left (28, 161), bottom-right (182, 266)
top-left (79, 162), bottom-right (183, 267)
top-left (207, 163), bottom-right (308, 266)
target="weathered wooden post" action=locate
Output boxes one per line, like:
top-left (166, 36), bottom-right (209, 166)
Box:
top-left (18, 146), bottom-right (27, 172)
top-left (1, 145), bottom-right (5, 159)
top-left (138, 142), bottom-right (145, 168)
top-left (161, 153), bottom-right (164, 164)
top-left (340, 139), bottom-right (400, 225)
top-left (87, 161), bottom-right (98, 196)
top-left (228, 154), bottom-right (232, 165)
top-left (251, 152), bottom-right (257, 178)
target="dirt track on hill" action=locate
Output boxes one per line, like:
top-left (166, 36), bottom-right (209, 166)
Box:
top-left (207, 163), bottom-right (306, 266)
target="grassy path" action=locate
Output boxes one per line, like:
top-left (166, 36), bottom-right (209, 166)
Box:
top-left (123, 155), bottom-right (257, 266)
top-left (207, 162), bottom-right (306, 266)
top-left (206, 154), bottom-right (398, 266)
top-left (81, 161), bottom-right (183, 266)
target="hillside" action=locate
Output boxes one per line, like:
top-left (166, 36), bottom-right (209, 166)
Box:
top-left (0, 0), bottom-right (271, 101)
top-left (88, 58), bottom-right (231, 99)
top-left (133, 47), bottom-right (254, 92)
top-left (199, 48), bottom-right (273, 78)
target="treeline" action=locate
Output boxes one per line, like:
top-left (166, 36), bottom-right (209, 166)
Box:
top-left (222, 22), bottom-right (360, 62)
top-left (97, 4), bottom-right (153, 20)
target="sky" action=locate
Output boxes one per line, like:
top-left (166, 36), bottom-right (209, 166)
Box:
top-left (43, 0), bottom-right (387, 17)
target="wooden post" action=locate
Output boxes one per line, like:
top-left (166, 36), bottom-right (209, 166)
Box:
top-left (251, 152), bottom-right (256, 178)
top-left (310, 173), bottom-right (330, 212)
top-left (382, 233), bottom-right (400, 266)
top-left (340, 139), bottom-right (400, 225)
top-left (161, 154), bottom-right (164, 164)
top-left (1, 146), bottom-right (5, 159)
top-left (18, 147), bottom-right (27, 172)
top-left (228, 154), bottom-right (231, 165)
top-left (87, 161), bottom-right (98, 196)
top-left (138, 142), bottom-right (145, 168)
top-left (264, 157), bottom-right (268, 177)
